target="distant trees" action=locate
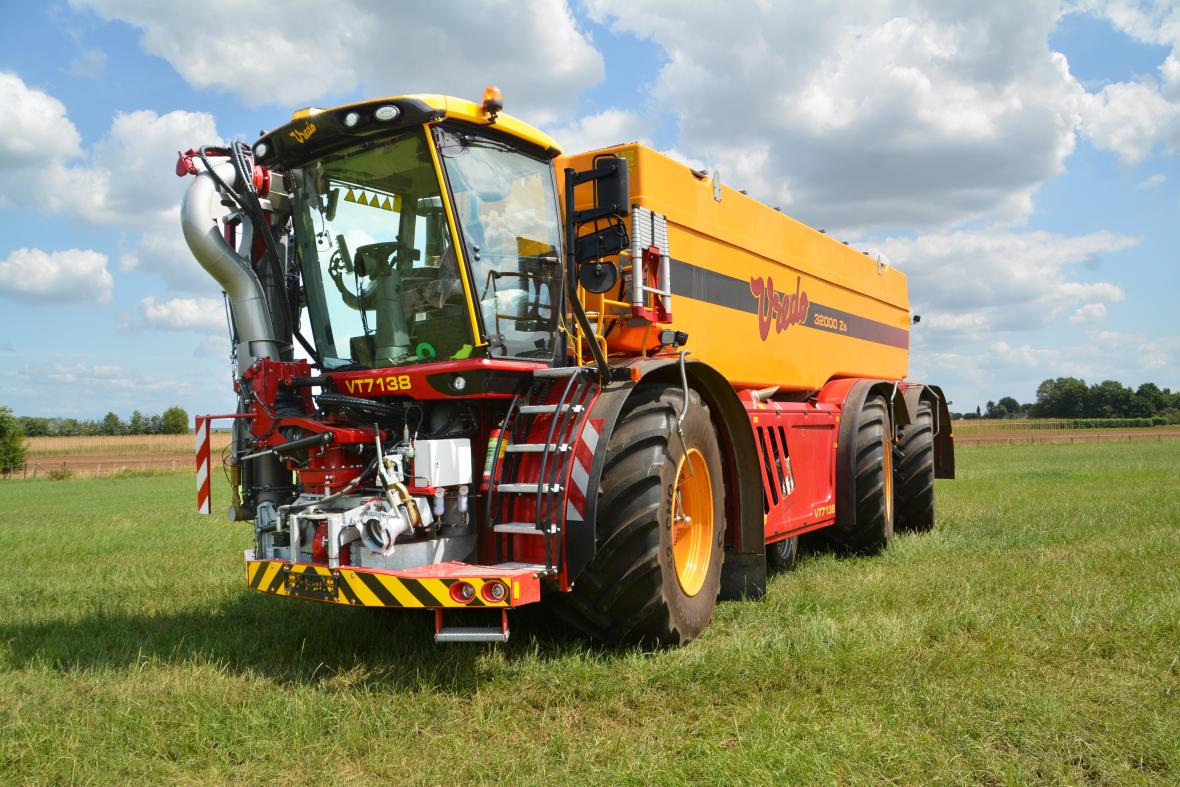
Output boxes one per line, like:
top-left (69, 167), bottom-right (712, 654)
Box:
top-left (1031, 377), bottom-right (1088, 418)
top-left (996, 396), bottom-right (1022, 416)
top-left (0, 405), bottom-right (27, 473)
top-left (984, 399), bottom-right (1021, 418)
top-left (161, 407), bottom-right (190, 434)
top-left (956, 378), bottom-right (1180, 422)
top-left (15, 406), bottom-right (191, 436)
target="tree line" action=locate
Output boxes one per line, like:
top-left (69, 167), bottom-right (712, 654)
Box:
top-left (1, 404), bottom-right (192, 475)
top-left (954, 378), bottom-right (1180, 421)
top-left (15, 407), bottom-right (191, 437)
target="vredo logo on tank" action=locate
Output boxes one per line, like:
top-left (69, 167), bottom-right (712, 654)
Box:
top-left (749, 275), bottom-right (808, 341)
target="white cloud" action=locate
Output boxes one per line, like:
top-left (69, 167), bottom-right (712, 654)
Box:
top-left (1070, 2), bottom-right (1180, 162)
top-left (876, 228), bottom-right (1135, 338)
top-left (1069, 302), bottom-right (1108, 322)
top-left (1138, 173), bottom-right (1166, 188)
top-left (1080, 79), bottom-right (1180, 165)
top-left (587, 0), bottom-right (1085, 231)
top-left (0, 247), bottom-right (114, 304)
top-left (194, 333), bottom-right (229, 359)
top-left (0, 74), bottom-right (225, 293)
top-left (908, 329), bottom-right (1180, 411)
top-left (71, 0), bottom-right (603, 125)
top-left (140, 295), bottom-right (226, 331)
top-left (0, 71), bottom-right (83, 173)
top-left (547, 109), bottom-right (651, 154)
top-left (56, 108), bottom-right (223, 228)
top-left (120, 221), bottom-right (222, 293)
top-left (12, 361), bottom-right (192, 393)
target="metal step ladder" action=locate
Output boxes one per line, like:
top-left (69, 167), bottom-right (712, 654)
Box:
top-left (487, 365), bottom-right (597, 575)
top-left (434, 609), bottom-right (510, 643)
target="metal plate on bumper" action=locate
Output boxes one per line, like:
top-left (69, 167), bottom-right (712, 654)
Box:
top-left (283, 570), bottom-right (337, 600)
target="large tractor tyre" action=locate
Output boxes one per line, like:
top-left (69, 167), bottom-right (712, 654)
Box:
top-left (829, 394), bottom-right (894, 554)
top-left (767, 536), bottom-right (798, 571)
top-left (555, 385), bottom-right (726, 646)
top-left (894, 400), bottom-right (936, 532)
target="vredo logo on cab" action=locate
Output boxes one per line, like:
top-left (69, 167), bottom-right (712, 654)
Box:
top-left (749, 275), bottom-right (809, 341)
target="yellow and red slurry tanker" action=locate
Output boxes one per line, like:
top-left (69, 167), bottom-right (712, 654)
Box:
top-left (180, 89), bottom-right (953, 644)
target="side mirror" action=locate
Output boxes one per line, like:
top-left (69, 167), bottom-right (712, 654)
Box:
top-left (570, 156), bottom-right (630, 226)
top-left (592, 156), bottom-right (629, 219)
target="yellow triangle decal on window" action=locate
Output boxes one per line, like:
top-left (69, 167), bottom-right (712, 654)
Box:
top-left (344, 188), bottom-right (356, 203)
top-left (367, 193), bottom-right (380, 207)
top-left (380, 196), bottom-right (393, 211)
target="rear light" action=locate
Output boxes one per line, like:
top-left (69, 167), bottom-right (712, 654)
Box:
top-left (481, 580), bottom-right (508, 603)
top-left (450, 581), bottom-right (476, 604)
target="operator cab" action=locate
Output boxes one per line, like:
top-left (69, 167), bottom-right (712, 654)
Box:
top-left (258, 96), bottom-right (565, 372)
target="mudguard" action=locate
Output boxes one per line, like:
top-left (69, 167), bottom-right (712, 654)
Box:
top-left (567, 357), bottom-right (766, 601)
top-left (902, 383), bottom-right (956, 479)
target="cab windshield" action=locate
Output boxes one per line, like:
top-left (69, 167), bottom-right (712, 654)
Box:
top-left (291, 129), bottom-right (474, 369)
top-left (436, 128), bottom-right (562, 360)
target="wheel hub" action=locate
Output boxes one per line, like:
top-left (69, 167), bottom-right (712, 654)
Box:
top-left (672, 448), bottom-right (713, 597)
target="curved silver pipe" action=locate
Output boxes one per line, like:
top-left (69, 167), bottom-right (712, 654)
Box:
top-left (180, 161), bottom-right (280, 363)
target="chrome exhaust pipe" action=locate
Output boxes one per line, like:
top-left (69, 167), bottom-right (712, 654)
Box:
top-left (181, 161), bottom-right (285, 521)
top-left (180, 161), bottom-right (281, 364)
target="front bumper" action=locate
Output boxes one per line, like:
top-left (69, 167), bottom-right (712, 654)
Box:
top-left (244, 554), bottom-right (543, 609)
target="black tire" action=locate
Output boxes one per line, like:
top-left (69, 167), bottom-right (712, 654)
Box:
top-left (554, 385), bottom-right (725, 646)
top-left (767, 536), bottom-right (798, 570)
top-left (830, 394), bottom-right (893, 554)
top-left (895, 400), bottom-right (936, 532)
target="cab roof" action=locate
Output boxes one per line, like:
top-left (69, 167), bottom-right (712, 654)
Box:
top-left (253, 93), bottom-right (561, 170)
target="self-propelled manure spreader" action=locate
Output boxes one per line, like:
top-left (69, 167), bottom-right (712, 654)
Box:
top-left (180, 87), bottom-right (953, 645)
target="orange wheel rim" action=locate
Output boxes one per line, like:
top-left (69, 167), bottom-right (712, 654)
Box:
top-left (672, 448), bottom-right (714, 597)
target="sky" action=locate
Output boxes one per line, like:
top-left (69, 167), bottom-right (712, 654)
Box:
top-left (1, 0), bottom-right (1178, 421)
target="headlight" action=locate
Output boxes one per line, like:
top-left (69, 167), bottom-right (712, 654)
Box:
top-left (374, 105), bottom-right (400, 122)
top-left (253, 141), bottom-right (268, 159)
top-left (343, 111), bottom-right (360, 128)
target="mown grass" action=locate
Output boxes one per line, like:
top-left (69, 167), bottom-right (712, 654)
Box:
top-left (1, 442), bottom-right (1177, 784)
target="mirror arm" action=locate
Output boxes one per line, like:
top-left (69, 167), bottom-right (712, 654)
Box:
top-left (563, 167), bottom-right (612, 382)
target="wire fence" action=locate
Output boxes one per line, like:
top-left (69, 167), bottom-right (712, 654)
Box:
top-left (951, 418), bottom-right (1165, 435)
top-left (24, 432), bottom-right (233, 456)
top-left (2, 433), bottom-right (234, 480)
top-left (4, 459), bottom-right (193, 479)
top-left (951, 425), bottom-right (1180, 446)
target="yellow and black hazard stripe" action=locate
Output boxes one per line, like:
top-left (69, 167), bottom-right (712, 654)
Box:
top-left (245, 560), bottom-right (520, 608)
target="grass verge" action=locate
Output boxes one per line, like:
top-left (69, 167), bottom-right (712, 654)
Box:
top-left (0, 442), bottom-right (1177, 783)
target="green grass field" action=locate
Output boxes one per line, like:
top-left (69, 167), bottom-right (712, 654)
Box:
top-left (2, 442), bottom-right (1178, 784)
